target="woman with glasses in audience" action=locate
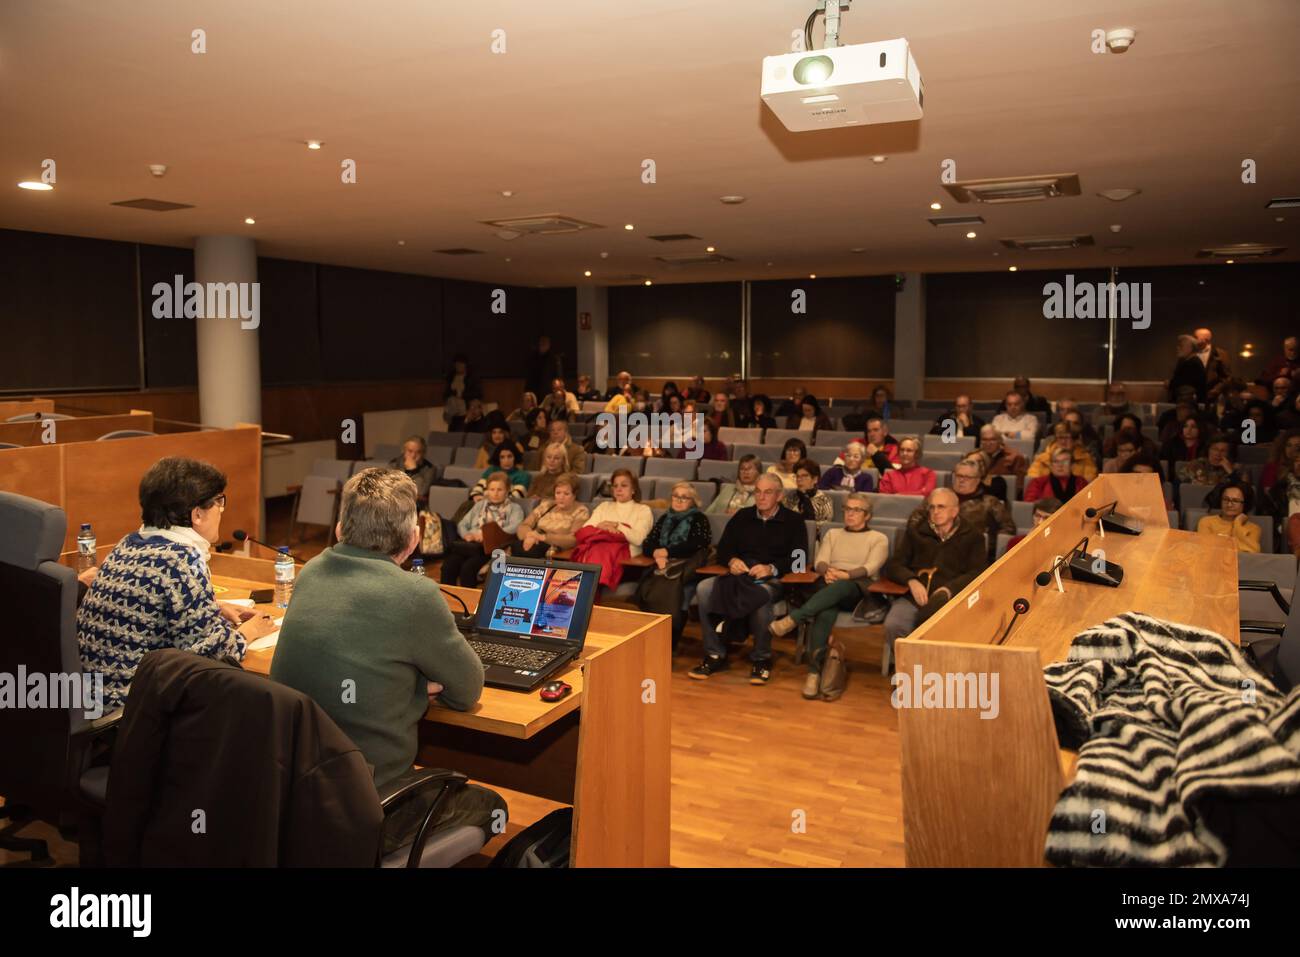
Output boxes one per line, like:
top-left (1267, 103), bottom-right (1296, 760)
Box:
top-left (635, 481), bottom-right (712, 650)
top-left (444, 472), bottom-right (524, 586)
top-left (575, 469), bottom-right (654, 590)
top-left (1006, 497), bottom-right (1061, 550)
top-left (768, 493), bottom-right (889, 700)
top-left (784, 394), bottom-right (833, 433)
top-left (1197, 481), bottom-right (1260, 553)
top-left (783, 459), bottom-right (833, 528)
top-left (473, 422), bottom-right (522, 470)
top-left (1025, 447), bottom-right (1087, 503)
top-left (708, 454), bottom-right (762, 515)
top-left (1178, 432), bottom-right (1243, 485)
top-left (472, 444), bottom-right (531, 500)
top-left (507, 392), bottom-right (538, 423)
top-left (512, 473), bottom-right (590, 559)
top-left (529, 442), bottom-right (569, 500)
top-left (767, 437), bottom-right (809, 490)
top-left (1261, 429), bottom-right (1300, 490)
top-left (959, 449), bottom-right (1007, 502)
top-left (692, 418), bottom-right (729, 461)
top-left (1027, 422), bottom-right (1098, 481)
top-left (819, 441), bottom-right (875, 493)
top-left (877, 437), bottom-right (936, 495)
top-left (78, 457), bottom-right (271, 711)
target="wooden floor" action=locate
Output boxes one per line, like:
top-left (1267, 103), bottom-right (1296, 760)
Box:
top-left (1, 499), bottom-right (906, 868)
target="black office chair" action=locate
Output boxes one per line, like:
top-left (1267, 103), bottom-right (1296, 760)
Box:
top-left (95, 430), bottom-right (156, 441)
top-left (0, 491), bottom-right (120, 864)
top-left (1240, 561), bottom-right (1300, 692)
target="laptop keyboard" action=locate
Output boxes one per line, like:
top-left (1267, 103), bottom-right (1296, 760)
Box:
top-left (469, 640), bottom-right (559, 672)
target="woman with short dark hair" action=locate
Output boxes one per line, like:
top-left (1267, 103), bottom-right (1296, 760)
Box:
top-left (472, 444), bottom-right (531, 500)
top-left (78, 457), bottom-right (267, 711)
top-left (767, 437), bottom-right (808, 490)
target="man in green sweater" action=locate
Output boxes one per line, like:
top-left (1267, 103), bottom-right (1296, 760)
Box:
top-left (272, 468), bottom-right (505, 856)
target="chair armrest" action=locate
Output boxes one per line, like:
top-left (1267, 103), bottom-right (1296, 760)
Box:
top-left (1239, 579), bottom-right (1291, 616)
top-left (869, 579), bottom-right (908, 595)
top-left (696, 564), bottom-right (728, 576)
top-left (376, 767), bottom-right (470, 868)
top-left (1239, 620), bottom-right (1287, 637)
top-left (621, 556), bottom-right (654, 567)
top-left (781, 572), bottom-right (819, 585)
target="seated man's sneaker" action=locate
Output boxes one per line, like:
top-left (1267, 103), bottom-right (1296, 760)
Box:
top-left (689, 656), bottom-right (728, 680)
top-left (802, 672), bottom-right (821, 699)
top-left (768, 615), bottom-right (797, 638)
top-left (749, 660), bottom-right (773, 685)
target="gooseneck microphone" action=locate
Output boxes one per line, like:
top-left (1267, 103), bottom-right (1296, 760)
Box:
top-left (1085, 500), bottom-right (1144, 535)
top-left (1035, 556), bottom-right (1070, 588)
top-left (440, 588), bottom-right (477, 632)
top-left (232, 529), bottom-right (303, 563)
top-left (1083, 501), bottom-right (1117, 520)
top-left (995, 597), bottom-right (1031, 645)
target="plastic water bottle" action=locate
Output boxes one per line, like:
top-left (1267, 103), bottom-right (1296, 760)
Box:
top-left (274, 547), bottom-right (295, 608)
top-left (76, 523), bottom-right (97, 573)
top-left (411, 558), bottom-right (426, 576)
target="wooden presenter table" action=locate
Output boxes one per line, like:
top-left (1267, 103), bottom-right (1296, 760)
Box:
top-left (214, 552), bottom-right (672, 868)
top-left (894, 472), bottom-right (1239, 867)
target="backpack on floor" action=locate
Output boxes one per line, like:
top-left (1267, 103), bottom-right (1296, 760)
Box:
top-left (820, 637), bottom-right (849, 701)
top-left (488, 807), bottom-right (573, 868)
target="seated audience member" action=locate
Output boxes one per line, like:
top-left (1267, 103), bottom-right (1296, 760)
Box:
top-left (1025, 447), bottom-right (1087, 503)
top-left (661, 391), bottom-right (685, 418)
top-left (507, 391), bottom-right (538, 423)
top-left (683, 375), bottom-right (711, 404)
top-left (1168, 334), bottom-right (1208, 403)
top-left (867, 385), bottom-right (897, 421)
top-left (1059, 407), bottom-right (1104, 468)
top-left (541, 377), bottom-right (580, 420)
top-left (528, 443), bottom-right (570, 500)
top-left (1010, 376), bottom-right (1051, 415)
top-left (445, 472), bottom-right (524, 585)
top-left (544, 416), bottom-right (588, 473)
top-left (452, 396), bottom-right (488, 433)
top-left (707, 392), bottom-right (738, 430)
top-left (1159, 414), bottom-right (1209, 476)
top-left (878, 437), bottom-right (936, 496)
top-left (819, 441), bottom-right (875, 492)
top-left (605, 370), bottom-right (634, 401)
top-left (1178, 433), bottom-right (1243, 485)
top-left (783, 459), bottom-right (833, 527)
top-left (960, 450), bottom-right (1008, 502)
top-left (575, 373), bottom-right (602, 403)
top-left (658, 381), bottom-right (681, 412)
top-left (1269, 375), bottom-right (1295, 410)
top-left (863, 415), bottom-right (901, 472)
top-left (769, 493), bottom-right (889, 698)
top-left (443, 353), bottom-right (481, 426)
top-left (729, 380), bottom-right (755, 426)
top-left (619, 434), bottom-right (669, 459)
top-left (928, 394), bottom-right (985, 438)
top-left (635, 482), bottom-right (712, 649)
top-left (1117, 451), bottom-right (1170, 506)
top-left (1006, 497), bottom-right (1062, 550)
top-left (512, 473), bottom-right (589, 559)
top-left (473, 422), bottom-right (521, 469)
top-left (1156, 395), bottom-right (1201, 443)
top-left (604, 383), bottom-right (634, 414)
top-left (521, 407), bottom-right (550, 457)
top-left (946, 459), bottom-right (1015, 554)
top-left (992, 390), bottom-right (1040, 442)
top-left (882, 488), bottom-right (988, 657)
top-left (690, 418), bottom-right (730, 461)
top-left (574, 469), bottom-right (654, 588)
top-left (1104, 414), bottom-right (1156, 459)
top-left (1091, 382), bottom-right (1132, 431)
top-left (78, 457), bottom-right (267, 711)
top-left (690, 474), bottom-right (806, 684)
top-left (472, 444), bottom-right (531, 499)
top-left (784, 394), bottom-right (833, 433)
top-left (978, 425), bottom-right (1028, 489)
top-left (1197, 482), bottom-right (1260, 554)
top-left (708, 454), bottom-right (762, 515)
top-left (767, 437), bottom-right (809, 490)
top-left (776, 386), bottom-right (807, 419)
top-left (1262, 430), bottom-right (1300, 490)
top-left (1028, 423), bottom-right (1098, 481)
top-left (1103, 429), bottom-right (1143, 474)
top-left (1276, 392), bottom-right (1300, 433)
top-left (748, 395), bottom-right (778, 430)
top-left (1262, 453), bottom-right (1300, 555)
top-left (1242, 399), bottom-right (1280, 445)
top-left (271, 468), bottom-right (503, 854)
top-left (389, 435), bottom-right (437, 499)
top-left (1255, 336), bottom-right (1300, 388)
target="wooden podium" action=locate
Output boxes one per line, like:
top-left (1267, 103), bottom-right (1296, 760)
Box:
top-left (894, 473), bottom-right (1239, 867)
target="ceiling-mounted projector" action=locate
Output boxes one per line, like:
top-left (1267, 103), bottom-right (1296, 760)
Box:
top-left (761, 37), bottom-right (924, 131)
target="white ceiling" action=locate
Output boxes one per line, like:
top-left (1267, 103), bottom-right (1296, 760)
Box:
top-left (1, 0), bottom-right (1298, 285)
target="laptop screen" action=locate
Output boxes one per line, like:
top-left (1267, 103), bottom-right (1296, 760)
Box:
top-left (475, 557), bottom-right (601, 646)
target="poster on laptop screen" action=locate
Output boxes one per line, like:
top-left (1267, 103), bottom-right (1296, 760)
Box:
top-left (487, 562), bottom-right (585, 640)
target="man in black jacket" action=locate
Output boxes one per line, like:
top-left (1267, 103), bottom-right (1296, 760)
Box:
top-left (690, 474), bottom-right (807, 684)
top-left (927, 394), bottom-right (985, 439)
top-left (882, 488), bottom-right (987, 666)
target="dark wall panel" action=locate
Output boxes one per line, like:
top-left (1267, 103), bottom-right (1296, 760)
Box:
top-left (139, 243), bottom-right (197, 388)
top-left (440, 281), bottom-right (575, 379)
top-left (609, 282), bottom-right (741, 377)
top-left (257, 257), bottom-right (321, 386)
top-left (1112, 262), bottom-right (1300, 383)
top-left (925, 269), bottom-right (1111, 379)
top-left (750, 276), bottom-right (894, 378)
top-left (317, 265), bottom-right (441, 382)
top-left (0, 229), bottom-right (140, 391)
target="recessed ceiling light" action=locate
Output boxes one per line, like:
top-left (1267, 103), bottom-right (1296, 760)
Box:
top-left (397, 240), bottom-right (405, 246)
top-left (1276, 216), bottom-right (1286, 222)
top-left (1225, 259), bottom-right (1235, 264)
top-left (719, 195), bottom-right (746, 204)
top-left (644, 279), bottom-right (652, 286)
top-left (965, 231), bottom-right (977, 239)
top-left (706, 246), bottom-right (716, 253)
top-left (583, 270), bottom-right (592, 277)
top-left (766, 261), bottom-right (773, 266)
top-left (17, 181), bottom-right (52, 191)
top-left (500, 190), bottom-right (514, 197)
top-left (504, 257), bottom-right (512, 262)
top-left (871, 156), bottom-right (887, 164)
top-left (244, 217), bottom-right (255, 225)
top-left (850, 247), bottom-right (866, 253)
top-left (599, 252), bottom-right (609, 259)
top-left (306, 140), bottom-right (323, 150)
top-left (624, 224), bottom-right (634, 231)
top-left (929, 202), bottom-right (942, 210)
top-left (1008, 266), bottom-right (1017, 272)
top-left (809, 273), bottom-right (816, 279)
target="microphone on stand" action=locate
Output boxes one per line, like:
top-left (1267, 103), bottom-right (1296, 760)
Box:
top-left (995, 598), bottom-right (1030, 645)
top-left (231, 529), bottom-right (303, 563)
top-left (1084, 500), bottom-right (1144, 535)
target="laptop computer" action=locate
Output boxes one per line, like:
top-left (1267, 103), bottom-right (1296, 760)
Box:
top-left (460, 556), bottom-right (601, 691)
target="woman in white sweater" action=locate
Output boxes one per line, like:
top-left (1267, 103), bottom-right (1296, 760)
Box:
top-left (768, 492), bottom-right (890, 699)
top-left (582, 468), bottom-right (654, 556)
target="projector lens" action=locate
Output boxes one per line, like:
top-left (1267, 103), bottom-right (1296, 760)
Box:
top-left (793, 55), bottom-right (834, 85)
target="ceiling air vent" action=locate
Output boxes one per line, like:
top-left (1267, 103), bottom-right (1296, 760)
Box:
top-left (647, 233), bottom-right (701, 242)
top-left (479, 214), bottom-right (601, 235)
top-left (653, 254), bottom-right (734, 267)
top-left (435, 248), bottom-right (484, 255)
top-left (928, 215), bottom-right (985, 228)
top-left (944, 174), bottom-right (1081, 205)
top-left (1265, 198), bottom-right (1300, 209)
top-left (999, 234), bottom-right (1095, 251)
top-left (111, 198), bottom-right (195, 211)
top-left (1196, 243), bottom-right (1285, 259)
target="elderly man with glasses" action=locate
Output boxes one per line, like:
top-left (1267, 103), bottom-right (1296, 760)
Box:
top-left (944, 460), bottom-right (1015, 559)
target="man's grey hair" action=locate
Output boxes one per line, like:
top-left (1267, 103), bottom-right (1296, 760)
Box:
top-left (339, 468), bottom-right (418, 556)
top-left (755, 472), bottom-right (784, 492)
top-left (845, 492), bottom-right (872, 516)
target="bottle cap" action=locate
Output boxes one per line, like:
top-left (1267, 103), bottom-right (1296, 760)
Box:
top-left (81, 523), bottom-right (91, 530)
top-left (278, 546), bottom-right (290, 554)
